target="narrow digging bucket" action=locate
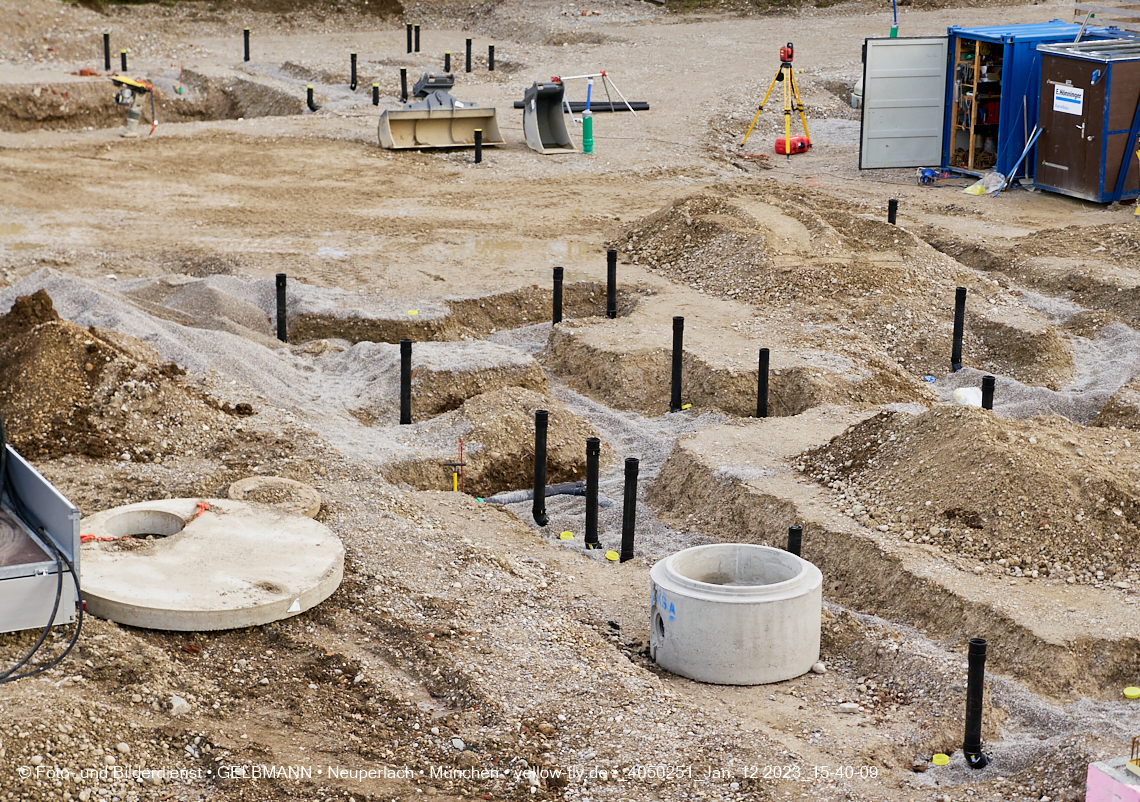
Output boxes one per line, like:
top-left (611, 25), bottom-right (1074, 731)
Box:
top-left (523, 80), bottom-right (576, 155)
top-left (378, 90), bottom-right (504, 149)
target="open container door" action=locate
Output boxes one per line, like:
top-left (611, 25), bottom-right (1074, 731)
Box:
top-left (860, 37), bottom-right (949, 168)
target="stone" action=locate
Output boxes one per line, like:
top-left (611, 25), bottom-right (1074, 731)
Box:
top-left (811, 662), bottom-right (827, 674)
top-left (104, 754), bottom-right (116, 766)
top-left (116, 742), bottom-right (130, 754)
top-left (30, 755), bottom-right (43, 766)
top-left (837, 702), bottom-right (860, 714)
top-left (169, 695), bottom-right (191, 716)
top-left (538, 722), bottom-right (555, 736)
top-left (259, 677), bottom-right (269, 685)
top-left (457, 750), bottom-right (479, 768)
top-left (452, 738), bottom-right (465, 750)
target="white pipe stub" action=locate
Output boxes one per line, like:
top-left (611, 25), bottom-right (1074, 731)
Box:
top-left (649, 543), bottom-right (822, 685)
top-left (80, 498), bottom-right (344, 631)
top-left (228, 476), bottom-right (322, 518)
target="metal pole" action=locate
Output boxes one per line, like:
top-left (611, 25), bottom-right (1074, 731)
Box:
top-left (888, 198), bottom-right (898, 225)
top-left (606, 249), bottom-right (617, 319)
top-left (787, 524), bottom-right (802, 557)
top-left (533, 410), bottom-right (549, 526)
top-left (275, 273), bottom-right (287, 343)
top-left (952, 286), bottom-right (967, 372)
top-left (243, 28), bottom-right (250, 62)
top-left (400, 339), bottom-right (412, 425)
top-left (670, 316), bottom-right (684, 412)
top-left (620, 458), bottom-right (639, 562)
top-left (466, 38), bottom-right (472, 72)
top-left (757, 347), bottom-right (770, 418)
top-left (981, 375), bottom-right (996, 410)
top-left (104, 32), bottom-right (111, 71)
top-left (553, 266), bottom-right (563, 325)
top-left (963, 638), bottom-right (990, 769)
top-left (585, 438), bottom-right (600, 549)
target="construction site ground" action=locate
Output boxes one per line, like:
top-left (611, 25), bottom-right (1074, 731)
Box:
top-left (1, 1), bottom-right (1139, 801)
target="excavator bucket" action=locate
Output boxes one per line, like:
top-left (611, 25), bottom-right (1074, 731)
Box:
top-left (378, 90), bottom-right (503, 150)
top-left (522, 80), bottom-right (576, 155)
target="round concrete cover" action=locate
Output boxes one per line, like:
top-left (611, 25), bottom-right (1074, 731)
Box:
top-left (80, 498), bottom-right (344, 631)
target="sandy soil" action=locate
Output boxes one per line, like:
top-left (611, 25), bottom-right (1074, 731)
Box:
top-left (1, 1), bottom-right (1139, 802)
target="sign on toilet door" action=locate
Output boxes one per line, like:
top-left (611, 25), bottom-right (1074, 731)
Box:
top-left (1053, 84), bottom-right (1084, 115)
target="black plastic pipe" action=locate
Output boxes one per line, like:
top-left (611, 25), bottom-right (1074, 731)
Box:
top-left (406, 23), bottom-right (413, 54)
top-left (399, 339), bottom-right (412, 425)
top-left (533, 410), bottom-right (549, 526)
top-left (963, 638), bottom-right (990, 769)
top-left (120, 49), bottom-right (127, 72)
top-left (474, 128), bottom-right (482, 164)
top-left (306, 85), bottom-right (320, 112)
top-left (372, 83), bottom-right (379, 105)
top-left (275, 273), bottom-right (287, 343)
top-left (445, 51), bottom-right (451, 72)
top-left (981, 375), bottom-right (996, 410)
top-left (787, 524), bottom-right (802, 557)
top-left (757, 347), bottom-right (770, 418)
top-left (466, 38), bottom-right (472, 72)
top-left (952, 286), bottom-right (966, 372)
top-left (414, 25), bottom-right (420, 53)
top-left (620, 458), bottom-right (639, 563)
top-left (103, 32), bottom-right (111, 71)
top-left (400, 68), bottom-right (408, 103)
top-left (606, 249), bottom-right (617, 319)
top-left (670, 316), bottom-right (684, 412)
top-left (585, 437), bottom-right (600, 549)
top-left (888, 198), bottom-right (898, 225)
top-left (350, 52), bottom-right (357, 91)
top-left (553, 266), bottom-right (563, 325)
top-left (244, 27), bottom-right (250, 62)
top-left (488, 44), bottom-right (495, 71)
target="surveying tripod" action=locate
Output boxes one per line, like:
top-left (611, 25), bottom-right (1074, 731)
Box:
top-left (741, 42), bottom-right (811, 157)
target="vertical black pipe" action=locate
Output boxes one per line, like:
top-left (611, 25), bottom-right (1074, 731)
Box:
top-left (606, 249), bottom-right (617, 319)
top-left (488, 44), bottom-right (495, 71)
top-left (963, 638), bottom-right (990, 769)
top-left (414, 25), bottom-right (420, 53)
top-left (243, 27), bottom-right (250, 62)
top-left (533, 410), bottom-right (549, 526)
top-left (670, 316), bottom-right (684, 412)
top-left (466, 38), bottom-right (472, 72)
top-left (981, 375), bottom-right (996, 410)
top-left (585, 438), bottom-right (600, 549)
top-left (887, 198), bottom-right (898, 225)
top-left (552, 266), bottom-right (564, 325)
top-left (620, 458), bottom-right (639, 563)
top-left (445, 51), bottom-right (451, 72)
top-left (350, 52), bottom-right (357, 90)
top-left (787, 524), bottom-right (803, 557)
top-left (400, 68), bottom-right (408, 103)
top-left (406, 23), bottom-right (413, 54)
top-left (952, 286), bottom-right (967, 372)
top-left (372, 83), bottom-right (379, 105)
top-left (400, 339), bottom-right (412, 425)
top-left (275, 273), bottom-right (287, 343)
top-left (120, 49), bottom-right (127, 72)
top-left (474, 128), bottom-right (483, 164)
top-left (757, 347), bottom-right (770, 418)
top-left (306, 85), bottom-right (319, 112)
top-left (103, 32), bottom-right (111, 71)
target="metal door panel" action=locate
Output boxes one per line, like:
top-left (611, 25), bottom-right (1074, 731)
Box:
top-left (1036, 54), bottom-right (1105, 198)
top-left (860, 37), bottom-right (948, 169)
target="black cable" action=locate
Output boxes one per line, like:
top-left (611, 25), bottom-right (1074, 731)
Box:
top-left (0, 410), bottom-right (83, 684)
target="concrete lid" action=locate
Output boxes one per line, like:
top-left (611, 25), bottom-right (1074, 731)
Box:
top-left (79, 498), bottom-right (343, 631)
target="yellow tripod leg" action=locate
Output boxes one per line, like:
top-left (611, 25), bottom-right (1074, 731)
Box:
top-left (783, 67), bottom-right (792, 157)
top-left (742, 69), bottom-right (782, 147)
top-left (790, 69), bottom-right (811, 144)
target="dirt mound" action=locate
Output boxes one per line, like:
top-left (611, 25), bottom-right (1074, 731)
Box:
top-left (800, 406), bottom-right (1140, 584)
top-left (1095, 376), bottom-right (1140, 430)
top-left (0, 290), bottom-right (246, 461)
top-left (612, 183), bottom-right (1074, 387)
top-left (383, 386), bottom-right (612, 497)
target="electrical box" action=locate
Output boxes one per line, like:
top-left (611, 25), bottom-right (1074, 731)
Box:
top-left (0, 446), bottom-right (80, 634)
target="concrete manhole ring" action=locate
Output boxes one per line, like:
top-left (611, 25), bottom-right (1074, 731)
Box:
top-left (80, 498), bottom-right (344, 631)
top-left (228, 476), bottom-right (321, 518)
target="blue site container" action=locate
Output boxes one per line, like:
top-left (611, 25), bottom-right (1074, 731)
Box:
top-left (942, 22), bottom-right (1120, 180)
